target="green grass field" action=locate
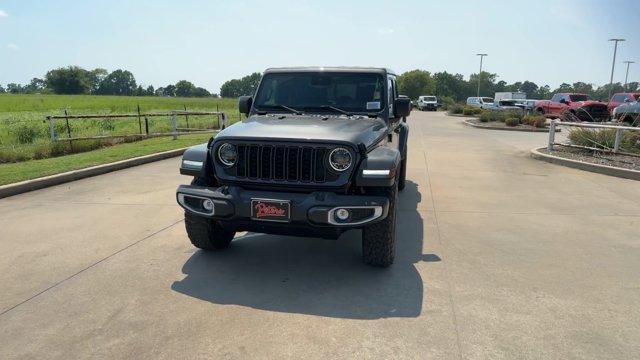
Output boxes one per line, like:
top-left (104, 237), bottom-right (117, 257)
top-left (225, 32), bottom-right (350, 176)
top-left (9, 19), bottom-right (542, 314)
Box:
top-left (0, 94), bottom-right (239, 163)
top-left (0, 133), bottom-right (214, 185)
top-left (0, 94), bottom-right (239, 185)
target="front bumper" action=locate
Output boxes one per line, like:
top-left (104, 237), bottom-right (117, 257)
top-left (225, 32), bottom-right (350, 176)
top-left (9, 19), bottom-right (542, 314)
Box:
top-left (176, 185), bottom-right (389, 234)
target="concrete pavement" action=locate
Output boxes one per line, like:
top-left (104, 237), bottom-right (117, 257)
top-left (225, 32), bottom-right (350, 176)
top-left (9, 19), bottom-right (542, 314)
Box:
top-left (1, 111), bottom-right (639, 359)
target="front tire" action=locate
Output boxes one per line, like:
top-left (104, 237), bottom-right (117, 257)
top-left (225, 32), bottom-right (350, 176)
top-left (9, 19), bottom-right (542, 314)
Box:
top-left (184, 213), bottom-right (235, 250)
top-left (184, 177), bottom-right (236, 250)
top-left (362, 184), bottom-right (398, 267)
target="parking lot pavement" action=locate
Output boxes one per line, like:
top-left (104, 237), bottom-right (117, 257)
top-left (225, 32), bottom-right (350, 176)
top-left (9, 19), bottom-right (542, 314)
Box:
top-left (1, 111), bottom-right (639, 359)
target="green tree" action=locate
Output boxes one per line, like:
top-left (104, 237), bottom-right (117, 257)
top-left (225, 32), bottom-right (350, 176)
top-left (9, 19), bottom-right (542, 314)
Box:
top-left (191, 87), bottom-right (211, 97)
top-left (96, 69), bottom-right (137, 95)
top-left (146, 85), bottom-right (155, 96)
top-left (0, 84), bottom-right (5, 93)
top-left (397, 70), bottom-right (435, 100)
top-left (87, 68), bottom-right (108, 94)
top-left (7, 83), bottom-right (24, 94)
top-left (519, 81), bottom-right (539, 98)
top-left (175, 80), bottom-right (196, 97)
top-left (571, 82), bottom-right (593, 95)
top-left (469, 71), bottom-right (498, 98)
top-left (220, 72), bottom-right (262, 98)
top-left (163, 84), bottom-right (176, 97)
top-left (45, 66), bottom-right (91, 94)
top-left (433, 72), bottom-right (466, 101)
top-left (22, 78), bottom-right (46, 93)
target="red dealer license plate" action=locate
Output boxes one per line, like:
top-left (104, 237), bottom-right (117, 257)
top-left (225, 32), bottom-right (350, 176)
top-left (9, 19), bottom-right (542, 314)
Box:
top-left (251, 199), bottom-right (291, 222)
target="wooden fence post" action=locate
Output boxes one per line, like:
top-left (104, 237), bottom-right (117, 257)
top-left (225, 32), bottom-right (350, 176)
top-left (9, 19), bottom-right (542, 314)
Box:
top-left (64, 109), bottom-right (73, 152)
top-left (137, 104), bottom-right (142, 134)
top-left (184, 104), bottom-right (189, 129)
top-left (614, 128), bottom-right (622, 153)
top-left (548, 120), bottom-right (556, 151)
top-left (171, 112), bottom-right (178, 140)
top-left (47, 116), bottom-right (56, 142)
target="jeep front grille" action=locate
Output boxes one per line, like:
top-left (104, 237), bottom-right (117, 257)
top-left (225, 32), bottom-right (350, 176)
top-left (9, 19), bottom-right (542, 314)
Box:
top-left (235, 144), bottom-right (329, 183)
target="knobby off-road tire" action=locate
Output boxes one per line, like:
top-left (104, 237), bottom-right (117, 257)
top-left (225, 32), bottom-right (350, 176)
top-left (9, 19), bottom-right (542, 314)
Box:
top-left (362, 183), bottom-right (398, 267)
top-left (398, 155), bottom-right (407, 191)
top-left (184, 177), bottom-right (235, 251)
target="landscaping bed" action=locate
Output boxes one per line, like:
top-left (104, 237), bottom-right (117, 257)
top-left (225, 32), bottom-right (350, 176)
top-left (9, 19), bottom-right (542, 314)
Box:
top-left (539, 146), bottom-right (640, 171)
top-left (465, 118), bottom-right (554, 132)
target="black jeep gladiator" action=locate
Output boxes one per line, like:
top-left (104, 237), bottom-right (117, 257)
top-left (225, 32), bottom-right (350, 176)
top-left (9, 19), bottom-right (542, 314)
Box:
top-left (176, 67), bottom-right (411, 267)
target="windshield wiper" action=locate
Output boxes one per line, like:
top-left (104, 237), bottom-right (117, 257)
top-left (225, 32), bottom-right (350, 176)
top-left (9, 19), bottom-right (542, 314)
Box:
top-left (304, 105), bottom-right (353, 116)
top-left (256, 104), bottom-right (303, 115)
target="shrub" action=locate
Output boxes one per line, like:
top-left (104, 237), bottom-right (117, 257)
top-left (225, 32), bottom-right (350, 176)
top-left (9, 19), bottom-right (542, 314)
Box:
top-left (449, 105), bottom-right (464, 114)
top-left (11, 124), bottom-right (40, 144)
top-left (532, 117), bottom-right (546, 128)
top-left (568, 128), bottom-right (616, 149)
top-left (505, 118), bottom-right (520, 127)
top-left (522, 115), bottom-right (546, 127)
top-left (479, 111), bottom-right (492, 122)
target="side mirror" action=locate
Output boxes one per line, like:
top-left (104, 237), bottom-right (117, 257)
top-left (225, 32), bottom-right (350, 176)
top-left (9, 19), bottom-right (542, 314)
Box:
top-left (559, 98), bottom-right (567, 104)
top-left (624, 98), bottom-right (631, 103)
top-left (394, 97), bottom-right (411, 118)
top-left (239, 96), bottom-right (252, 115)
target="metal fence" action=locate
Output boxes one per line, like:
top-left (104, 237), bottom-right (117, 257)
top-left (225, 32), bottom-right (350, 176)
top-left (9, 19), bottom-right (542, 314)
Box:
top-left (46, 110), bottom-right (227, 143)
top-left (548, 120), bottom-right (639, 155)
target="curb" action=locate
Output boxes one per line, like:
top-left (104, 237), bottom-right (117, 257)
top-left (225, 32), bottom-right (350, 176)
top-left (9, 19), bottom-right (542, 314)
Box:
top-left (462, 119), bottom-right (559, 133)
top-left (446, 113), bottom-right (478, 118)
top-left (0, 147), bottom-right (189, 199)
top-left (530, 147), bottom-right (640, 181)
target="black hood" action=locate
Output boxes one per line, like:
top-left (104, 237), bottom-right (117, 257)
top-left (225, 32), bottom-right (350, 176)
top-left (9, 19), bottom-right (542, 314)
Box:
top-left (216, 114), bottom-right (387, 147)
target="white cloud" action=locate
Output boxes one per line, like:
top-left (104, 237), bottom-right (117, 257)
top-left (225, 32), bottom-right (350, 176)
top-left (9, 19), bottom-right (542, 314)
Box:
top-left (378, 28), bottom-right (395, 35)
top-left (0, 10), bottom-right (8, 18)
top-left (7, 43), bottom-right (19, 50)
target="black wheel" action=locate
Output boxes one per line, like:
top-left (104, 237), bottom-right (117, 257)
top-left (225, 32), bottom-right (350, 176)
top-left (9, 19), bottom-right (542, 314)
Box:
top-left (184, 177), bottom-right (236, 250)
top-left (362, 184), bottom-right (398, 267)
top-left (398, 155), bottom-right (407, 192)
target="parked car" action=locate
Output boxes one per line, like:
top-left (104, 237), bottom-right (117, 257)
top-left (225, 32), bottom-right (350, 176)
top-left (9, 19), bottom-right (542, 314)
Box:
top-left (466, 97), bottom-right (494, 109)
top-left (417, 95), bottom-right (438, 111)
top-left (488, 99), bottom-right (525, 115)
top-left (612, 99), bottom-right (640, 126)
top-left (534, 93), bottom-right (609, 122)
top-left (608, 92), bottom-right (640, 114)
top-left (176, 67), bottom-right (411, 267)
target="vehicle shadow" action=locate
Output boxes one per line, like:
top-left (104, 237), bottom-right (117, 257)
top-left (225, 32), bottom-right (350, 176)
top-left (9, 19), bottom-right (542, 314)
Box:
top-left (171, 180), bottom-right (427, 319)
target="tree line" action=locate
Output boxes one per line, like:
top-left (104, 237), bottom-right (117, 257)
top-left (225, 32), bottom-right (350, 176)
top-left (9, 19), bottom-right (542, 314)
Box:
top-left (216, 70), bottom-right (640, 103)
top-left (0, 66), bottom-right (216, 97)
top-left (396, 70), bottom-right (639, 104)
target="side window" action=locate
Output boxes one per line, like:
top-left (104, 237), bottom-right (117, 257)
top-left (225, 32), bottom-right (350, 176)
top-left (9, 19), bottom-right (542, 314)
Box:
top-left (388, 78), bottom-right (394, 117)
top-left (551, 94), bottom-right (560, 102)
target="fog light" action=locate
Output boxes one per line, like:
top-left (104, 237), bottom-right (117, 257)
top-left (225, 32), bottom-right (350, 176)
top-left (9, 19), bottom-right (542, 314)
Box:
top-left (335, 208), bottom-right (350, 221)
top-left (202, 199), bottom-right (214, 212)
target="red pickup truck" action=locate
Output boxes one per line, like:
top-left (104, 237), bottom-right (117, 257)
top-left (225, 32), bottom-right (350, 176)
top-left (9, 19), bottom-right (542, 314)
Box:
top-left (535, 93), bottom-right (609, 121)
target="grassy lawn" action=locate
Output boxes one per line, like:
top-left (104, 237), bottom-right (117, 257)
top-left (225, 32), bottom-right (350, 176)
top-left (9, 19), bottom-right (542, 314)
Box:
top-left (0, 94), bottom-right (239, 162)
top-left (0, 133), bottom-right (213, 186)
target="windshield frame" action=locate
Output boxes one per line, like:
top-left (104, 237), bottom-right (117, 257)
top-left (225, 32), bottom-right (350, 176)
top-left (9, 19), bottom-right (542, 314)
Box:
top-left (251, 71), bottom-right (388, 116)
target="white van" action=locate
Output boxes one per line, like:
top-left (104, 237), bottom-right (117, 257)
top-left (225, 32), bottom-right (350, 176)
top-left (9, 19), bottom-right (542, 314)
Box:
top-left (417, 95), bottom-right (438, 111)
top-left (466, 97), bottom-right (494, 109)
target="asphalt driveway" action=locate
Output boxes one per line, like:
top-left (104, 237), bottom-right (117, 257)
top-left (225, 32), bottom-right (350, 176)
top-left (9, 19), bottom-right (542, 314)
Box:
top-left (1, 111), bottom-right (639, 359)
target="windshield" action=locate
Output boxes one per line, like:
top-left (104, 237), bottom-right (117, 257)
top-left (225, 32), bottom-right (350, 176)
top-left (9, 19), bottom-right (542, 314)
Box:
top-left (481, 97), bottom-right (494, 103)
top-left (253, 72), bottom-right (385, 114)
top-left (424, 96), bottom-right (436, 101)
top-left (569, 94), bottom-right (589, 101)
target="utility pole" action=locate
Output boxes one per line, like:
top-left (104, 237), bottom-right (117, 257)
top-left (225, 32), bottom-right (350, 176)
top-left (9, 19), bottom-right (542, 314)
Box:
top-left (607, 38), bottom-right (625, 100)
top-left (623, 60), bottom-right (634, 90)
top-left (476, 53), bottom-right (487, 98)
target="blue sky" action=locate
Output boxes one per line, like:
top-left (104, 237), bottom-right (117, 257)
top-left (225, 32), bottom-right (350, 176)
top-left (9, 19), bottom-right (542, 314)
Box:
top-left (1, 0), bottom-right (639, 93)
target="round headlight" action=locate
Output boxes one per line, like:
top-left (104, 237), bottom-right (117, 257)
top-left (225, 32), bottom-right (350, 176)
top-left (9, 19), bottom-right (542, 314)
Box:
top-left (217, 143), bottom-right (237, 166)
top-left (328, 147), bottom-right (352, 172)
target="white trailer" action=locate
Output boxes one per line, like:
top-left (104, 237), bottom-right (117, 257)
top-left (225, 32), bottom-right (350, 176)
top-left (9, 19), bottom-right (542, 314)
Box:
top-left (494, 92), bottom-right (526, 102)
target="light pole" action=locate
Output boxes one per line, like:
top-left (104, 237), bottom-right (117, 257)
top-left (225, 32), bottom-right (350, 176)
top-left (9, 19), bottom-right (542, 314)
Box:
top-left (623, 60), bottom-right (634, 90)
top-left (607, 38), bottom-right (625, 100)
top-left (476, 53), bottom-right (487, 98)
